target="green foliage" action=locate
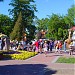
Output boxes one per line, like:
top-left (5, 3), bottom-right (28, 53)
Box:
top-left (63, 29), bottom-right (68, 40)
top-left (36, 18), bottom-right (49, 31)
top-left (10, 12), bottom-right (22, 41)
top-left (58, 28), bottom-right (63, 40)
top-left (0, 14), bottom-right (13, 36)
top-left (36, 4), bottom-right (75, 40)
top-left (9, 0), bottom-right (37, 41)
top-left (0, 1), bottom-right (74, 41)
top-left (67, 5), bottom-right (75, 23)
top-left (56, 57), bottom-right (75, 64)
top-left (27, 24), bottom-right (36, 41)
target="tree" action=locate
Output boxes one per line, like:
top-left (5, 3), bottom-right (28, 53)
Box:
top-left (36, 18), bottom-right (49, 31)
top-left (10, 12), bottom-right (22, 41)
top-left (47, 14), bottom-right (61, 39)
top-left (58, 28), bottom-right (63, 40)
top-left (36, 14), bottom-right (69, 40)
top-left (0, 14), bottom-right (13, 36)
top-left (63, 29), bottom-right (68, 41)
top-left (36, 5), bottom-right (75, 40)
top-left (67, 5), bottom-right (75, 26)
top-left (9, 0), bottom-right (37, 40)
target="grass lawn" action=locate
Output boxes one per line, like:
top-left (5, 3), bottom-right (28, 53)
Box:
top-left (56, 56), bottom-right (75, 64)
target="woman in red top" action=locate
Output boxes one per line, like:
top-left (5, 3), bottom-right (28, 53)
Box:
top-left (58, 41), bottom-right (62, 53)
top-left (35, 40), bottom-right (39, 52)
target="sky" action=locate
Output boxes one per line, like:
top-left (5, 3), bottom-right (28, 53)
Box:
top-left (0, 0), bottom-right (74, 19)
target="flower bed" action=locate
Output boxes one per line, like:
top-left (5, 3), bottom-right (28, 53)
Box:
top-left (3, 51), bottom-right (38, 60)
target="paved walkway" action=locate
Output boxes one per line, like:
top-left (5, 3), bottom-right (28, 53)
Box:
top-left (0, 51), bottom-right (75, 75)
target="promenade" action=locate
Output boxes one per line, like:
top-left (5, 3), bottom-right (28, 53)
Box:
top-left (0, 51), bottom-right (75, 75)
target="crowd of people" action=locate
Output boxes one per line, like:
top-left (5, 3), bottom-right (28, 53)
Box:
top-left (0, 37), bottom-right (75, 56)
top-left (0, 37), bottom-right (63, 56)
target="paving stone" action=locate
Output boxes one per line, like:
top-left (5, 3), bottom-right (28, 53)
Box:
top-left (0, 50), bottom-right (75, 75)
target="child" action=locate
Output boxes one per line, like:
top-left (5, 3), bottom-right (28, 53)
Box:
top-left (43, 41), bottom-right (48, 56)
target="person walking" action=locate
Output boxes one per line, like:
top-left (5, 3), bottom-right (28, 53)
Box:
top-left (55, 41), bottom-right (59, 53)
top-left (49, 40), bottom-right (53, 52)
top-left (43, 41), bottom-right (48, 57)
top-left (58, 41), bottom-right (62, 53)
top-left (35, 40), bottom-right (39, 53)
top-left (0, 37), bottom-right (2, 50)
top-left (39, 39), bottom-right (43, 54)
top-left (69, 41), bottom-right (74, 55)
top-left (1, 38), bottom-right (5, 50)
top-left (64, 41), bottom-right (67, 52)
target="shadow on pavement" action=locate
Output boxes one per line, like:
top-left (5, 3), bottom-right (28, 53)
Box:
top-left (0, 64), bottom-right (57, 75)
top-left (44, 69), bottom-right (57, 75)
